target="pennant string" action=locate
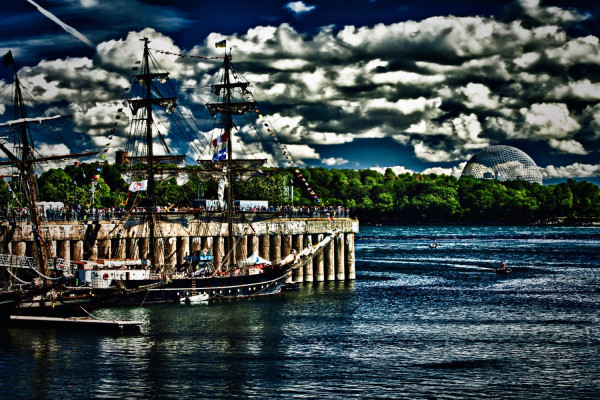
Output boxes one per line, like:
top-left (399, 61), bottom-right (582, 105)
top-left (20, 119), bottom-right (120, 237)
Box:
top-left (255, 109), bottom-right (322, 204)
top-left (149, 48), bottom-right (224, 60)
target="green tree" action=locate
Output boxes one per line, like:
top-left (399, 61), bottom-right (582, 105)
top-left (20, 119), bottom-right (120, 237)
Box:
top-left (37, 168), bottom-right (75, 205)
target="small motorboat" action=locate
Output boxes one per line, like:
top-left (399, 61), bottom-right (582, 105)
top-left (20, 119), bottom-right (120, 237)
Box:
top-left (429, 242), bottom-right (439, 249)
top-left (180, 293), bottom-right (210, 304)
top-left (495, 261), bottom-right (511, 273)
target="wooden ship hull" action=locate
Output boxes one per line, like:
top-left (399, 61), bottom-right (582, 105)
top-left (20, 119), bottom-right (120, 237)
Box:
top-left (89, 267), bottom-right (290, 306)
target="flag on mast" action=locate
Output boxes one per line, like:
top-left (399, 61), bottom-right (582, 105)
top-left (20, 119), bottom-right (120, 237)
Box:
top-left (215, 40), bottom-right (226, 48)
top-left (212, 131), bottom-right (229, 147)
top-left (3, 51), bottom-right (15, 68)
top-left (212, 147), bottom-right (227, 162)
top-left (128, 180), bottom-right (148, 192)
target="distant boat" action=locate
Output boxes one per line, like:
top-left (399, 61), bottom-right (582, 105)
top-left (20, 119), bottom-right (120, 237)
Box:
top-left (429, 242), bottom-right (439, 249)
top-left (494, 261), bottom-right (511, 273)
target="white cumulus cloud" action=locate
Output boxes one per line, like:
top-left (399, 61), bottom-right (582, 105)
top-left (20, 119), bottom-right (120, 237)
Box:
top-left (322, 157), bottom-right (349, 166)
top-left (542, 163), bottom-right (600, 178)
top-left (285, 1), bottom-right (316, 15)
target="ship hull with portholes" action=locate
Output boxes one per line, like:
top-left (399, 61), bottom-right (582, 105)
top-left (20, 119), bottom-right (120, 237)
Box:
top-left (73, 265), bottom-right (290, 306)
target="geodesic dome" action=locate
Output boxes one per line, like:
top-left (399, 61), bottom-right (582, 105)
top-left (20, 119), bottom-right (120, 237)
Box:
top-left (461, 145), bottom-right (543, 184)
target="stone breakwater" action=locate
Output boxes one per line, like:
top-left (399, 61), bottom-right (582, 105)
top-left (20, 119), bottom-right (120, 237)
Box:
top-left (1, 217), bottom-right (358, 283)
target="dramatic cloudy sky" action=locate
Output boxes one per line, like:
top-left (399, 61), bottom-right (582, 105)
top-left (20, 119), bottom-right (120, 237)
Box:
top-left (0, 0), bottom-right (599, 184)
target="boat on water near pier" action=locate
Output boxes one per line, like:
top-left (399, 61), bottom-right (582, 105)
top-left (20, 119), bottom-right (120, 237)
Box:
top-left (69, 228), bottom-right (340, 305)
top-left (0, 52), bottom-right (107, 317)
top-left (1, 40), bottom-right (356, 313)
top-left (180, 292), bottom-right (209, 304)
top-left (8, 315), bottom-right (142, 333)
top-left (63, 38), bottom-right (344, 305)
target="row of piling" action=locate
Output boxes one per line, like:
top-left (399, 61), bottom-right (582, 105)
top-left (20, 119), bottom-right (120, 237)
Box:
top-left (2, 217), bottom-right (358, 283)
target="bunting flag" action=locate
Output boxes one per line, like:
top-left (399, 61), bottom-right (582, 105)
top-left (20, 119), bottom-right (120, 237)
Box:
top-left (254, 108), bottom-right (325, 204)
top-left (212, 147), bottom-right (226, 162)
top-left (150, 48), bottom-right (223, 60)
top-left (121, 192), bottom-right (131, 206)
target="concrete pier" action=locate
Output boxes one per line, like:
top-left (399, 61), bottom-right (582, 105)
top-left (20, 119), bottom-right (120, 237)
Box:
top-left (303, 234), bottom-right (314, 282)
top-left (325, 238), bottom-right (335, 281)
top-left (335, 234), bottom-right (345, 281)
top-left (2, 217), bottom-right (359, 283)
top-left (314, 234), bottom-right (325, 282)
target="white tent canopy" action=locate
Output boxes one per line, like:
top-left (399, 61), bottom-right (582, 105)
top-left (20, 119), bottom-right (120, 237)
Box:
top-left (238, 253), bottom-right (272, 267)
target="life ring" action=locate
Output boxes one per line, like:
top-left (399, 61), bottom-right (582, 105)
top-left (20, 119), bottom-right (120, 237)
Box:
top-left (103, 273), bottom-right (109, 280)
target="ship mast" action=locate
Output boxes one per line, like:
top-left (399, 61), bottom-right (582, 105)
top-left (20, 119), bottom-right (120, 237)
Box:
top-left (142, 38), bottom-right (157, 270)
top-left (206, 51), bottom-right (257, 268)
top-left (224, 54), bottom-right (235, 268)
top-left (13, 68), bottom-right (48, 280)
top-left (0, 52), bottom-right (106, 282)
top-left (129, 38), bottom-right (177, 272)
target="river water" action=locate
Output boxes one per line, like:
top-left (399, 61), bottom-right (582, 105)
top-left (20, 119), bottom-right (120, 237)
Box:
top-left (1, 225), bottom-right (599, 399)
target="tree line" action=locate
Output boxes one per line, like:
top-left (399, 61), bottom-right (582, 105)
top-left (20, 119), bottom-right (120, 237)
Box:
top-left (1, 163), bottom-right (598, 225)
top-left (283, 167), bottom-right (600, 224)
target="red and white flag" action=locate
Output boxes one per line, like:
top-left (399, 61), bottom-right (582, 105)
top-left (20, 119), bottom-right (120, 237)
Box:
top-left (128, 180), bottom-right (148, 192)
top-left (212, 131), bottom-right (229, 147)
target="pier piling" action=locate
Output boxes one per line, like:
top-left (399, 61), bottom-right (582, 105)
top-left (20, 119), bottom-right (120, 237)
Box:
top-left (3, 217), bottom-right (358, 283)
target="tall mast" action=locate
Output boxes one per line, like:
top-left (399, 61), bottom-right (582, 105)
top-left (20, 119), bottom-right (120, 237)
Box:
top-left (1, 53), bottom-right (95, 282)
top-left (206, 50), bottom-right (257, 269)
top-left (224, 54), bottom-right (234, 268)
top-left (13, 63), bottom-right (48, 280)
top-left (129, 38), bottom-right (177, 272)
top-left (142, 38), bottom-right (156, 270)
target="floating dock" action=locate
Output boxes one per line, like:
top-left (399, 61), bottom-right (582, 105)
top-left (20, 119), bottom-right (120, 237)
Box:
top-left (9, 315), bottom-right (142, 334)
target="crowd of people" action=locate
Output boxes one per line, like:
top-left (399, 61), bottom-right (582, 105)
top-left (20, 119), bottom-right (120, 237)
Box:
top-left (1, 204), bottom-right (351, 222)
top-left (260, 205), bottom-right (350, 218)
top-left (1, 206), bottom-right (130, 222)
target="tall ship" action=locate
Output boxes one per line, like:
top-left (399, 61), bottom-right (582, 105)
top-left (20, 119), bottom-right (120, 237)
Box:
top-left (0, 51), bottom-right (114, 317)
top-left (70, 38), bottom-right (339, 305)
